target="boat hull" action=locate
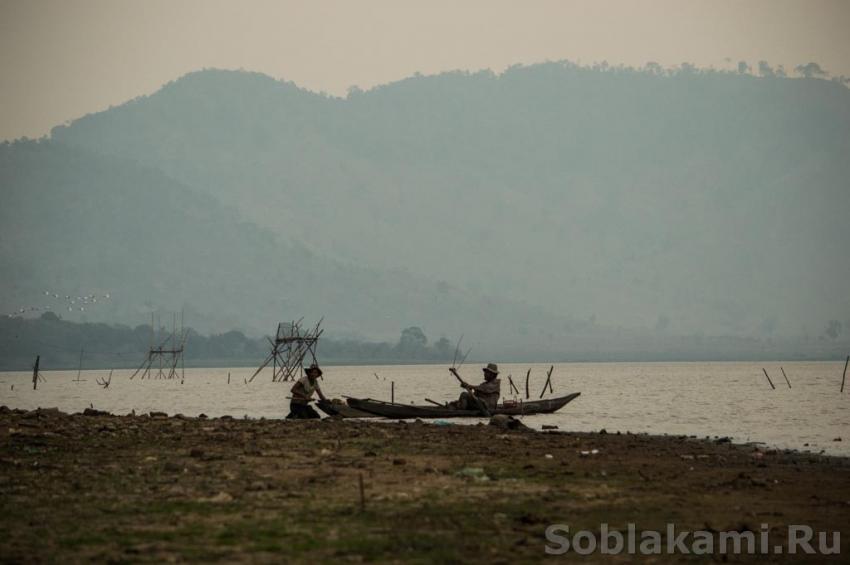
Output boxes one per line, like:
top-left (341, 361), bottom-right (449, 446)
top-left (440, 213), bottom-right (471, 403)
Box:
top-left (316, 399), bottom-right (376, 418)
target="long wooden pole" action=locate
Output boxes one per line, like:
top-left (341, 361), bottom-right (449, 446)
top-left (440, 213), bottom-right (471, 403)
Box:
top-left (780, 367), bottom-right (791, 389)
top-left (508, 375), bottom-right (519, 395)
top-left (841, 355), bottom-right (849, 393)
top-left (180, 310), bottom-right (185, 382)
top-left (457, 347), bottom-right (472, 369)
top-left (391, 381), bottom-right (395, 404)
top-left (525, 368), bottom-right (531, 399)
top-left (539, 365), bottom-right (555, 399)
top-left (32, 355), bottom-right (40, 390)
top-left (762, 368), bottom-right (775, 390)
top-left (75, 348), bottom-right (84, 383)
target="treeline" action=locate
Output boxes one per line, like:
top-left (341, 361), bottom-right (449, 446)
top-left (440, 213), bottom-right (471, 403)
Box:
top-left (0, 312), bottom-right (454, 370)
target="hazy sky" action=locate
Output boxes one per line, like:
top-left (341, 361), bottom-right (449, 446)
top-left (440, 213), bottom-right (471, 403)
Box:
top-left (1, 0), bottom-right (849, 140)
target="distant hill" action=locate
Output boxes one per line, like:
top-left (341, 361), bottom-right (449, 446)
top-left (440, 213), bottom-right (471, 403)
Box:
top-left (2, 63), bottom-right (849, 363)
top-left (0, 139), bottom-right (593, 357)
top-left (47, 63), bottom-right (850, 338)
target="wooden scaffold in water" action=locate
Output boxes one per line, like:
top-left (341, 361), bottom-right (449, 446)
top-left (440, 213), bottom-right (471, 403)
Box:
top-left (248, 318), bottom-right (323, 383)
top-left (130, 311), bottom-right (187, 381)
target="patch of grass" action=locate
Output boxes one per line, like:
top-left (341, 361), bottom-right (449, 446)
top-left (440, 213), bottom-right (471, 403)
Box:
top-left (140, 499), bottom-right (244, 516)
top-left (58, 531), bottom-right (112, 550)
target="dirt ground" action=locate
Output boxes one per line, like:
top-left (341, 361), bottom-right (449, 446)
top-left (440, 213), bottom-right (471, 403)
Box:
top-left (0, 406), bottom-right (847, 563)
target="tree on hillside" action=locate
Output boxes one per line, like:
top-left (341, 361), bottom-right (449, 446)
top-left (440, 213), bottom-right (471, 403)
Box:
top-left (433, 336), bottom-right (453, 358)
top-left (795, 62), bottom-right (828, 79)
top-left (40, 311), bottom-right (61, 322)
top-left (397, 326), bottom-right (428, 356)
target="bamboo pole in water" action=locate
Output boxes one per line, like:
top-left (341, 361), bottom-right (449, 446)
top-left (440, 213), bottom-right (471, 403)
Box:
top-left (841, 356), bottom-right (849, 393)
top-left (539, 365), bottom-right (555, 399)
top-left (525, 368), bottom-right (531, 399)
top-left (780, 367), bottom-right (791, 389)
top-left (507, 375), bottom-right (520, 395)
top-left (73, 348), bottom-right (86, 383)
top-left (762, 368), bottom-right (775, 390)
top-left (32, 355), bottom-right (40, 390)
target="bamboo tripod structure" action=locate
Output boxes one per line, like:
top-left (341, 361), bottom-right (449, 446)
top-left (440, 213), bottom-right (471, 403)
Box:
top-left (131, 312), bottom-right (187, 381)
top-left (248, 318), bottom-right (323, 383)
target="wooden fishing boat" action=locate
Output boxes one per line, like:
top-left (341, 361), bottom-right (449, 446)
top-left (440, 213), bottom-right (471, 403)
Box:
top-left (345, 392), bottom-right (580, 419)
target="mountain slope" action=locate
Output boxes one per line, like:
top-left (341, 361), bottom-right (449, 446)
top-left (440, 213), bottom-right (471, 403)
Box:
top-left (49, 64), bottom-right (850, 336)
top-left (1, 140), bottom-right (589, 354)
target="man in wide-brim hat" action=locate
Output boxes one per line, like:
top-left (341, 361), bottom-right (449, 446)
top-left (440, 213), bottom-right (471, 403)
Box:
top-left (451, 362), bottom-right (501, 411)
top-left (287, 363), bottom-right (327, 419)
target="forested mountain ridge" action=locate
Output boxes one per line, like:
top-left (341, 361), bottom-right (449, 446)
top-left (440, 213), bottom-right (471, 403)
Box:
top-left (48, 63), bottom-right (850, 338)
top-left (2, 62), bottom-right (849, 360)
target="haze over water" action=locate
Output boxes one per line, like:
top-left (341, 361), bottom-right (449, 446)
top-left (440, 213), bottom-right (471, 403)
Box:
top-left (2, 360), bottom-right (847, 456)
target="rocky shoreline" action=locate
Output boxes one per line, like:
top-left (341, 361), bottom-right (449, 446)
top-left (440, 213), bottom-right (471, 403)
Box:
top-left (1, 406), bottom-right (848, 562)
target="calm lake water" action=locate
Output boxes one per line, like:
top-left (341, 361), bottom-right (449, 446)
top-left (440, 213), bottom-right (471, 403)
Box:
top-left (1, 361), bottom-right (847, 456)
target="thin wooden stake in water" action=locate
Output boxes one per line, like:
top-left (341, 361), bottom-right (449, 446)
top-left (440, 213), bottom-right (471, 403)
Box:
top-left (391, 381), bottom-right (395, 404)
top-left (227, 372), bottom-right (231, 384)
top-left (539, 365), bottom-right (555, 399)
top-left (32, 355), bottom-right (40, 390)
top-left (358, 473), bottom-right (366, 512)
top-left (74, 348), bottom-right (85, 383)
top-left (780, 367), bottom-right (791, 389)
top-left (507, 375), bottom-right (520, 395)
top-left (762, 368), bottom-right (775, 390)
top-left (841, 355), bottom-right (849, 393)
top-left (525, 368), bottom-right (531, 399)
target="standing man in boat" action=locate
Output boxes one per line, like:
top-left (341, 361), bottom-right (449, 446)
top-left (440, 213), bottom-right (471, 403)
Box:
top-left (287, 363), bottom-right (328, 419)
top-left (450, 363), bottom-right (501, 412)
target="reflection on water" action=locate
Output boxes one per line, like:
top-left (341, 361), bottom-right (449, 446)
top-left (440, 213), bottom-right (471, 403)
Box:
top-left (1, 361), bottom-right (847, 456)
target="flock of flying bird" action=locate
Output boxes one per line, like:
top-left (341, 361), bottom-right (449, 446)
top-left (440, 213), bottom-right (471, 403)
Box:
top-left (5, 291), bottom-right (112, 318)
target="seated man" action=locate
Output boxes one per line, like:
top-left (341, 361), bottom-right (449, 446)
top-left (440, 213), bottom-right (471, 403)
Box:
top-left (451, 363), bottom-right (501, 412)
top-left (287, 363), bottom-right (327, 419)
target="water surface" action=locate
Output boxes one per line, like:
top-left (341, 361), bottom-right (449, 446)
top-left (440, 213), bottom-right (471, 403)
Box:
top-left (1, 361), bottom-right (847, 456)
